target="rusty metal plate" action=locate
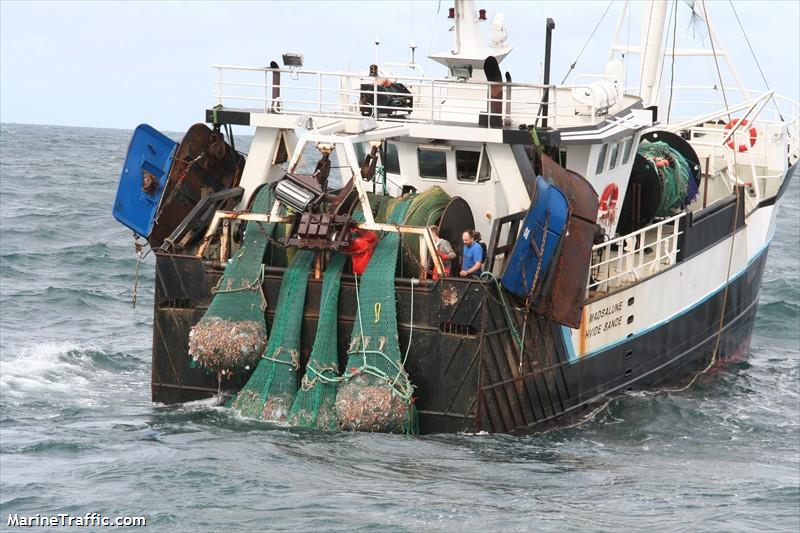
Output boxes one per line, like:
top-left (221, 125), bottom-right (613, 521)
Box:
top-left (148, 123), bottom-right (245, 248)
top-left (536, 155), bottom-right (599, 328)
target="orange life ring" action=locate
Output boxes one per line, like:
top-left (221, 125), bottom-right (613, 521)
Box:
top-left (599, 183), bottom-right (619, 212)
top-left (724, 119), bottom-right (757, 152)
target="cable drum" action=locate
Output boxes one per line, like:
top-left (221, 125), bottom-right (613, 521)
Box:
top-left (400, 186), bottom-right (451, 277)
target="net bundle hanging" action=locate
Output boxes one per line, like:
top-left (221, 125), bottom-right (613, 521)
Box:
top-left (230, 249), bottom-right (314, 420)
top-left (287, 253), bottom-right (348, 430)
top-left (334, 197), bottom-right (418, 434)
top-left (188, 186), bottom-right (276, 377)
top-left (638, 140), bottom-right (698, 216)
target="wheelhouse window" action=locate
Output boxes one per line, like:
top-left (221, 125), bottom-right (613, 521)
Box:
top-left (418, 147), bottom-right (448, 181)
top-left (456, 150), bottom-right (480, 182)
top-left (384, 142), bottom-right (400, 174)
top-left (622, 136), bottom-right (634, 165)
top-left (595, 143), bottom-right (608, 175)
top-left (455, 146), bottom-right (491, 183)
top-left (609, 142), bottom-right (620, 170)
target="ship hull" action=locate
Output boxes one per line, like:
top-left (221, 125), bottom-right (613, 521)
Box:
top-left (150, 244), bottom-right (767, 434)
top-left (150, 164), bottom-right (793, 434)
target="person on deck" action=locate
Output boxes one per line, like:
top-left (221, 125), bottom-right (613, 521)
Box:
top-left (459, 230), bottom-right (483, 278)
top-left (429, 225), bottom-right (456, 276)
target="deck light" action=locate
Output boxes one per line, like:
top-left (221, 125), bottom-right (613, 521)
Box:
top-left (449, 65), bottom-right (473, 80)
top-left (282, 53), bottom-right (304, 68)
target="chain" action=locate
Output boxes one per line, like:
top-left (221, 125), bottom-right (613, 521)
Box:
top-left (131, 233), bottom-right (149, 308)
top-left (528, 211), bottom-right (551, 300)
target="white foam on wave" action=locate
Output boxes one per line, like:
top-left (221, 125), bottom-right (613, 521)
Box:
top-left (0, 340), bottom-right (108, 402)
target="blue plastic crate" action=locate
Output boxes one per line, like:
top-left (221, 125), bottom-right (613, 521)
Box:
top-left (501, 176), bottom-right (570, 298)
top-left (112, 124), bottom-right (177, 237)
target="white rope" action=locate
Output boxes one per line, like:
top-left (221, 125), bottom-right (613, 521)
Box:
top-left (402, 278), bottom-right (415, 366)
top-left (353, 272), bottom-right (368, 360)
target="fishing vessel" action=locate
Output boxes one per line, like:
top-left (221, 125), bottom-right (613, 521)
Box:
top-left (113, 1), bottom-right (798, 434)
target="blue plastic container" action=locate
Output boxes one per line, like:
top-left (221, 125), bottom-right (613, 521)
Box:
top-left (501, 176), bottom-right (570, 298)
top-left (112, 124), bottom-right (177, 237)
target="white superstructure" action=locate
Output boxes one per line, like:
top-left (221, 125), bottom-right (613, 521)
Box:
top-left (208, 0), bottom-right (797, 313)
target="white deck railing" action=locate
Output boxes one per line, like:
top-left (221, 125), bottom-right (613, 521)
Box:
top-left (211, 64), bottom-right (634, 130)
top-left (589, 212), bottom-right (686, 293)
top-left (652, 87), bottom-right (799, 203)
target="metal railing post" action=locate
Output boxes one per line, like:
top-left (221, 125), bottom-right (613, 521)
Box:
top-left (216, 67), bottom-right (223, 107)
top-left (430, 80), bottom-right (435, 123)
top-left (318, 72), bottom-right (323, 113)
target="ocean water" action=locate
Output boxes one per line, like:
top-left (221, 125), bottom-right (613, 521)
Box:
top-left (0, 123), bottom-right (797, 532)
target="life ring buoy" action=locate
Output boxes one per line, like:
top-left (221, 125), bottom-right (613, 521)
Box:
top-left (599, 183), bottom-right (619, 212)
top-left (724, 119), bottom-right (757, 152)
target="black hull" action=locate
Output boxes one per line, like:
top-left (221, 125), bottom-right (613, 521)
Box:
top-left (151, 245), bottom-right (767, 434)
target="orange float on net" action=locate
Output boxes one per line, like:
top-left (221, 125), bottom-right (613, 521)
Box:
top-left (344, 230), bottom-right (379, 275)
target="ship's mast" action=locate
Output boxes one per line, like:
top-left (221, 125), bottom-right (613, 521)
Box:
top-left (609, 0), bottom-right (751, 113)
top-left (638, 1), bottom-right (669, 108)
top-left (451, 0), bottom-right (482, 57)
top-left (428, 0), bottom-right (512, 79)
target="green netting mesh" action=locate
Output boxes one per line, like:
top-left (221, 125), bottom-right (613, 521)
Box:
top-left (366, 192), bottom-right (387, 221)
top-left (188, 186), bottom-right (276, 376)
top-left (230, 250), bottom-right (314, 420)
top-left (400, 186), bottom-right (450, 277)
top-left (334, 197), bottom-right (418, 434)
top-left (638, 140), bottom-right (697, 216)
top-left (287, 253), bottom-right (348, 430)
top-left (376, 195), bottom-right (401, 223)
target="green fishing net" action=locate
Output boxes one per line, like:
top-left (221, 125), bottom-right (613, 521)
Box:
top-left (335, 197), bottom-right (418, 433)
top-left (638, 140), bottom-right (697, 216)
top-left (188, 186), bottom-right (276, 376)
top-left (230, 250), bottom-right (314, 420)
top-left (287, 254), bottom-right (348, 430)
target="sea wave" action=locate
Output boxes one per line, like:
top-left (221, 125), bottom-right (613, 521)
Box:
top-left (0, 341), bottom-right (144, 403)
top-left (0, 122), bottom-right (797, 532)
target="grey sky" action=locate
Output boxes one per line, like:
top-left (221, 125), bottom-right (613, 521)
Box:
top-left (1, 1), bottom-right (798, 131)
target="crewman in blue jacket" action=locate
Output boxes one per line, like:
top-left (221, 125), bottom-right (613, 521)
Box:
top-left (459, 230), bottom-right (483, 278)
